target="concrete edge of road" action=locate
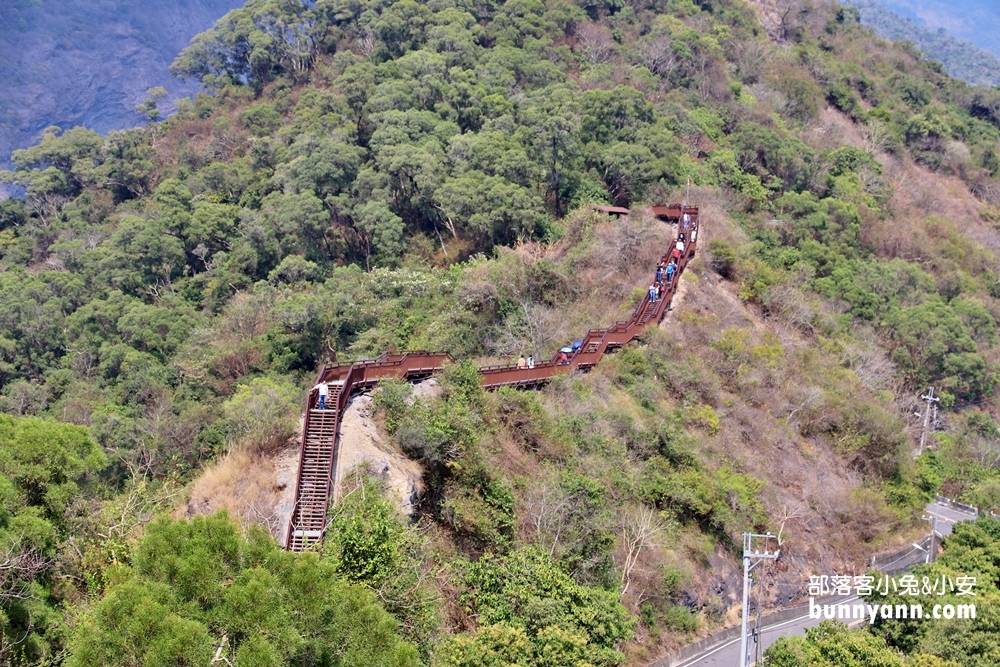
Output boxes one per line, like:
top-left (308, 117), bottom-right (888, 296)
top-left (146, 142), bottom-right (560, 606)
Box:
top-left (650, 595), bottom-right (856, 667)
top-left (933, 495), bottom-right (979, 517)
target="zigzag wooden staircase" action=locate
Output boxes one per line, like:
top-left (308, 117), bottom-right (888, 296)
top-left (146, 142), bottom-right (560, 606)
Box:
top-left (284, 207), bottom-right (700, 551)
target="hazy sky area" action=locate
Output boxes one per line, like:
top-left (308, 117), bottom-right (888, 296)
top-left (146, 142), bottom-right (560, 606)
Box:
top-left (880, 0), bottom-right (1000, 56)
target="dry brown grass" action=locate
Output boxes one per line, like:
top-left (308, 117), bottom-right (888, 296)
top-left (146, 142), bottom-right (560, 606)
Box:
top-left (809, 107), bottom-right (1000, 278)
top-left (177, 445), bottom-right (298, 539)
top-left (471, 209), bottom-right (677, 365)
top-left (784, 103), bottom-right (996, 274)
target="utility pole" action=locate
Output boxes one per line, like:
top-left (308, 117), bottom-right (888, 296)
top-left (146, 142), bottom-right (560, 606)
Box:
top-left (928, 512), bottom-right (937, 563)
top-left (754, 575), bottom-right (764, 667)
top-left (918, 387), bottom-right (940, 454)
top-left (917, 512), bottom-right (940, 564)
top-left (739, 533), bottom-right (780, 667)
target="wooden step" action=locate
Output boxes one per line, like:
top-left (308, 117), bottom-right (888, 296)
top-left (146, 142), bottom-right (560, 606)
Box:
top-left (289, 387), bottom-right (345, 551)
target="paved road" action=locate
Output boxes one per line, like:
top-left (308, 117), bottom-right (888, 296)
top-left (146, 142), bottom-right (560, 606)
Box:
top-left (673, 598), bottom-right (861, 667)
top-left (925, 502), bottom-right (976, 537)
top-left (667, 501), bottom-right (977, 667)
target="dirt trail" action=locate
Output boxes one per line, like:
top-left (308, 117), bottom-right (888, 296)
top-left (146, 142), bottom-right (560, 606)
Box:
top-left (657, 267), bottom-right (691, 327)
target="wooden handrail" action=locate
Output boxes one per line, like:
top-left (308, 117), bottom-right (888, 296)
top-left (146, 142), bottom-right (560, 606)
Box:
top-left (285, 208), bottom-right (701, 550)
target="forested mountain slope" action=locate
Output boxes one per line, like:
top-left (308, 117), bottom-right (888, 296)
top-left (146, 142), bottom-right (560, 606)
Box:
top-left (0, 0), bottom-right (242, 177)
top-left (847, 0), bottom-right (1000, 87)
top-left (3, 0), bottom-right (1000, 664)
top-left (879, 0), bottom-right (1000, 57)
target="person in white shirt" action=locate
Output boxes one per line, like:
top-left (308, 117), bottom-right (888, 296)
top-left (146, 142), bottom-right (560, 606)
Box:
top-left (314, 382), bottom-right (329, 410)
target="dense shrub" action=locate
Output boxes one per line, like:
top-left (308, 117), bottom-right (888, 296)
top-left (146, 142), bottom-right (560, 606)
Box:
top-left (67, 514), bottom-right (419, 667)
top-left (437, 547), bottom-right (635, 667)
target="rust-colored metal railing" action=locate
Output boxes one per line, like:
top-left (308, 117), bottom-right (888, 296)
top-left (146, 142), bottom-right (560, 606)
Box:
top-left (284, 351), bottom-right (453, 550)
top-left (481, 207), bottom-right (699, 387)
top-left (285, 208), bottom-right (700, 550)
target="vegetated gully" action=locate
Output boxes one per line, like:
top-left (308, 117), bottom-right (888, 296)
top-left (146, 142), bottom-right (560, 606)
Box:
top-left (285, 206), bottom-right (701, 552)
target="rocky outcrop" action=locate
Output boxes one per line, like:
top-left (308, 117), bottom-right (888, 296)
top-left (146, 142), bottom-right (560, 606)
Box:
top-left (333, 392), bottom-right (427, 516)
top-left (741, 0), bottom-right (789, 42)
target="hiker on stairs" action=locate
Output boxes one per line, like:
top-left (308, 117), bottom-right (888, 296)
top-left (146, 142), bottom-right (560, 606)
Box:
top-left (314, 381), bottom-right (329, 410)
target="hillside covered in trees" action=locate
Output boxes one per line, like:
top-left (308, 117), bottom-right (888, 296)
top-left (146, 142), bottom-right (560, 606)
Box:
top-left (4, 0), bottom-right (1000, 664)
top-left (0, 0), bottom-right (242, 179)
top-left (848, 0), bottom-right (1000, 87)
top-left (879, 0), bottom-right (1000, 57)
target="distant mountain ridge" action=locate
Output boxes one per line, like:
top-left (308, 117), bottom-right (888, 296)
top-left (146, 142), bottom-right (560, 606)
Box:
top-left (0, 0), bottom-right (242, 175)
top-left (849, 0), bottom-right (1000, 88)
top-left (879, 0), bottom-right (1000, 57)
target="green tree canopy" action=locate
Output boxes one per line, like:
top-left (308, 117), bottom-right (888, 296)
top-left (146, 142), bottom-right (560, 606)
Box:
top-left (67, 513), bottom-right (419, 667)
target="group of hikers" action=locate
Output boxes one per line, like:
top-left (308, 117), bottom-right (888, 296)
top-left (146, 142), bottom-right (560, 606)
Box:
top-left (517, 352), bottom-right (565, 366)
top-left (649, 231), bottom-right (687, 304)
top-left (307, 215), bottom-right (696, 406)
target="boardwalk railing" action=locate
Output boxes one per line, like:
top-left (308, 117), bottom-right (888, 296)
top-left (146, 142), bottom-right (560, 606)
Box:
top-left (284, 208), bottom-right (701, 550)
